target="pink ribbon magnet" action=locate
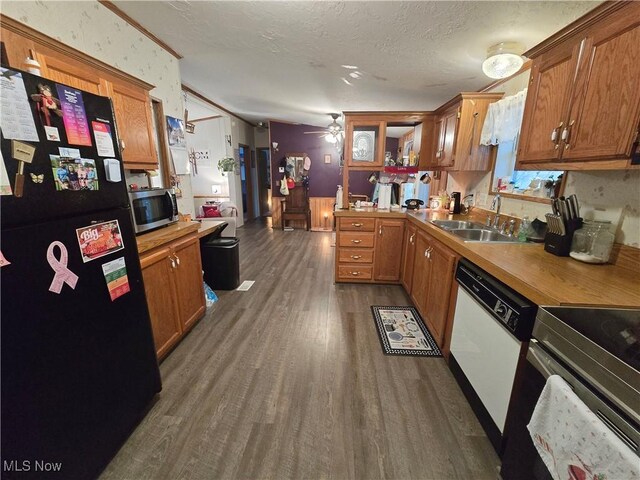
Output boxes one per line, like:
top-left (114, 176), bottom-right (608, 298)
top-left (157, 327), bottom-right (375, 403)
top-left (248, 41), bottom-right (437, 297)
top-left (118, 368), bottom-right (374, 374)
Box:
top-left (47, 241), bottom-right (79, 294)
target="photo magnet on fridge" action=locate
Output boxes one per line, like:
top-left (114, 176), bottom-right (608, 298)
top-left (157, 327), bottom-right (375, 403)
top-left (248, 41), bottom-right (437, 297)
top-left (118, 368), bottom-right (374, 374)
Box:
top-left (51, 155), bottom-right (99, 191)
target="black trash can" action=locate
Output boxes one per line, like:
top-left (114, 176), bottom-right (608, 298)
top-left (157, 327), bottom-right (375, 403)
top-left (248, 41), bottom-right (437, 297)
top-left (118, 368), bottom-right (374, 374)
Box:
top-left (200, 222), bottom-right (240, 290)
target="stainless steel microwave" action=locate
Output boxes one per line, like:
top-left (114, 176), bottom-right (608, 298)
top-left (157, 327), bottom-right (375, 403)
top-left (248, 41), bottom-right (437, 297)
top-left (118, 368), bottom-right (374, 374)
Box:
top-left (128, 188), bottom-right (178, 234)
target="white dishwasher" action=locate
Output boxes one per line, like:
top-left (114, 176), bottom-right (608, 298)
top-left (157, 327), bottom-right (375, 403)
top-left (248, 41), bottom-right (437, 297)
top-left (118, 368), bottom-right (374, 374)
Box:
top-left (449, 259), bottom-right (537, 455)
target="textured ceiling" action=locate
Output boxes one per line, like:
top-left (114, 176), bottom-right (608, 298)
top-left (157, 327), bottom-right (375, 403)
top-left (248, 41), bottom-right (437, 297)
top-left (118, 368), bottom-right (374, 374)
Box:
top-left (113, 1), bottom-right (597, 127)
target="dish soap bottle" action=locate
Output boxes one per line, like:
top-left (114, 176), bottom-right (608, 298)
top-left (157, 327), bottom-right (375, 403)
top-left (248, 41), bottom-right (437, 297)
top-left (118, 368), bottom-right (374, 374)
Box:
top-left (336, 185), bottom-right (343, 209)
top-left (518, 216), bottom-right (530, 242)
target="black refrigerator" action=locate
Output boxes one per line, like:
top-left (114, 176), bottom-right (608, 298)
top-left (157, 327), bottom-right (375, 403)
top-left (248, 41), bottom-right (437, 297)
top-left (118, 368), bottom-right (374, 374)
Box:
top-left (1, 68), bottom-right (161, 479)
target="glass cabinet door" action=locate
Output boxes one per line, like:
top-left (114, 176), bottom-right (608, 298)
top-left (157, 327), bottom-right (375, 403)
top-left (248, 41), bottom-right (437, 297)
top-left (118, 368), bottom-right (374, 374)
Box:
top-left (346, 120), bottom-right (385, 168)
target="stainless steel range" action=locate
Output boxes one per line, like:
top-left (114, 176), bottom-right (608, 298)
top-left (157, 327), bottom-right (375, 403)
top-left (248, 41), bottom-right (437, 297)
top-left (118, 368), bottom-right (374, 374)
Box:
top-left (500, 306), bottom-right (640, 479)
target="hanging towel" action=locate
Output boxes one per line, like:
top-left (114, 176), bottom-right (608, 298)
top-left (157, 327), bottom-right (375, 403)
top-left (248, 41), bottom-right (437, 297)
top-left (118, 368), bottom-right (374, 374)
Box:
top-left (527, 375), bottom-right (640, 480)
top-left (480, 88), bottom-right (527, 146)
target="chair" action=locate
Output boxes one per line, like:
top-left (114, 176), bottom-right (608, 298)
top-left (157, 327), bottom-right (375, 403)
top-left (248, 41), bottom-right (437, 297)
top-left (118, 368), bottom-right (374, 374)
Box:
top-left (281, 183), bottom-right (310, 231)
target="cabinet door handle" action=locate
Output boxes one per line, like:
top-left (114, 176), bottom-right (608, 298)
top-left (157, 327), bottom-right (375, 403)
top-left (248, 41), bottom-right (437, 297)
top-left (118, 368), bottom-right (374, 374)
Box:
top-left (551, 122), bottom-right (563, 149)
top-left (350, 271), bottom-right (361, 276)
top-left (563, 120), bottom-right (575, 149)
top-left (174, 254), bottom-right (180, 266)
top-left (119, 139), bottom-right (126, 151)
top-left (351, 223), bottom-right (363, 227)
top-left (169, 256), bottom-right (176, 269)
top-left (379, 226), bottom-right (383, 236)
top-left (409, 233), bottom-right (415, 244)
top-left (351, 255), bottom-right (362, 260)
top-left (351, 239), bottom-right (362, 244)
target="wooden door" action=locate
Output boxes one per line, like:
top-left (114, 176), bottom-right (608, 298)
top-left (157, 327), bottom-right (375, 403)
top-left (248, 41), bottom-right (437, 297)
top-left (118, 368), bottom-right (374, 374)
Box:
top-left (423, 236), bottom-right (457, 346)
top-left (172, 235), bottom-right (205, 333)
top-left (517, 40), bottom-right (583, 164)
top-left (140, 247), bottom-right (182, 360)
top-left (409, 231), bottom-right (432, 318)
top-left (562, 11), bottom-right (640, 162)
top-left (439, 107), bottom-right (459, 167)
top-left (400, 223), bottom-right (417, 293)
top-left (108, 80), bottom-right (158, 169)
top-left (373, 219), bottom-right (405, 282)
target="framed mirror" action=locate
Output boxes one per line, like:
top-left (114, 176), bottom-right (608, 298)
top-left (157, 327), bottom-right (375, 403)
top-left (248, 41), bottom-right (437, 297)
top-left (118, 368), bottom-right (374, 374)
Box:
top-left (284, 152), bottom-right (306, 183)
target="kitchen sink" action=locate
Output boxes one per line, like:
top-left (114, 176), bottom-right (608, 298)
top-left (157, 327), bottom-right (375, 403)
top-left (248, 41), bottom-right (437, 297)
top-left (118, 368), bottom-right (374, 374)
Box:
top-left (430, 220), bottom-right (486, 230)
top-left (449, 228), bottom-right (520, 243)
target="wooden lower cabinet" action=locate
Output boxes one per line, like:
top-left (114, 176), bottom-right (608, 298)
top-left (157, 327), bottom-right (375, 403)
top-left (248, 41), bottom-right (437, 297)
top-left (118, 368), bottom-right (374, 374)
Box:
top-left (140, 234), bottom-right (205, 360)
top-left (335, 216), bottom-right (405, 284)
top-left (409, 230), bottom-right (459, 349)
top-left (373, 218), bottom-right (405, 282)
top-left (400, 223), bottom-right (417, 292)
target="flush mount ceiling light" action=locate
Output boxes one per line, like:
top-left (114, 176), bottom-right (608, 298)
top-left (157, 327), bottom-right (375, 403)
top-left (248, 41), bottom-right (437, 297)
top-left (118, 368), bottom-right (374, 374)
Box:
top-left (482, 42), bottom-right (525, 79)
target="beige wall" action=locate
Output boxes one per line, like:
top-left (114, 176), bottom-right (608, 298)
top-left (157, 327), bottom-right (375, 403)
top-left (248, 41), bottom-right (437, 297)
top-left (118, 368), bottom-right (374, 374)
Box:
top-left (447, 70), bottom-right (640, 247)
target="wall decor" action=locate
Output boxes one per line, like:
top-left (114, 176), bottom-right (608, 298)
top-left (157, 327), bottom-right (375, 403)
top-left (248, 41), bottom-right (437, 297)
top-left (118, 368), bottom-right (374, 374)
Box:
top-left (165, 115), bottom-right (186, 149)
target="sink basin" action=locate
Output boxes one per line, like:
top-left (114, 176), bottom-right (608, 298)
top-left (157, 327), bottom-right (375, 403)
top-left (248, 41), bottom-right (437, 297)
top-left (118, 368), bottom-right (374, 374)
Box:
top-left (449, 228), bottom-right (520, 243)
top-left (431, 220), bottom-right (485, 230)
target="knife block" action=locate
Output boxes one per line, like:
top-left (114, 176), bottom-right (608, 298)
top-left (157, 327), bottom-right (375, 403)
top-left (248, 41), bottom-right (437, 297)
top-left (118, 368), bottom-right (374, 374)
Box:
top-left (544, 218), bottom-right (583, 256)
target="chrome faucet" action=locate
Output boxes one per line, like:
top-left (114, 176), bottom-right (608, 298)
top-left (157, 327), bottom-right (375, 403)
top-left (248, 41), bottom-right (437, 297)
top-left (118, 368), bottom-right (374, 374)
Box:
top-left (491, 195), bottom-right (502, 229)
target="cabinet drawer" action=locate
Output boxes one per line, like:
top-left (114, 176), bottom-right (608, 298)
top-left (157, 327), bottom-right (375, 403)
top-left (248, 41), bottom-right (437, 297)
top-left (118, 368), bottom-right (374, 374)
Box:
top-left (338, 232), bottom-right (375, 248)
top-left (339, 218), bottom-right (375, 232)
top-left (337, 265), bottom-right (373, 280)
top-left (338, 248), bottom-right (374, 264)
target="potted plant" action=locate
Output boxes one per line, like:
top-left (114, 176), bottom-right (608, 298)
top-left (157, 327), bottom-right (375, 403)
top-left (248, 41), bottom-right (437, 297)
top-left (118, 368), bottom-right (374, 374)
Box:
top-left (218, 157), bottom-right (236, 175)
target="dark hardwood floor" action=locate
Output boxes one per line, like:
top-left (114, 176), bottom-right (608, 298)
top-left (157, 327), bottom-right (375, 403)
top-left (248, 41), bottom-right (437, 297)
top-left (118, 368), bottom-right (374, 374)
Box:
top-left (101, 219), bottom-right (500, 480)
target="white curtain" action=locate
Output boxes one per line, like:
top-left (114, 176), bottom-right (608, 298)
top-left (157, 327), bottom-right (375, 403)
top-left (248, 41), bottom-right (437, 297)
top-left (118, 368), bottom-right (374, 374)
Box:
top-left (480, 88), bottom-right (528, 146)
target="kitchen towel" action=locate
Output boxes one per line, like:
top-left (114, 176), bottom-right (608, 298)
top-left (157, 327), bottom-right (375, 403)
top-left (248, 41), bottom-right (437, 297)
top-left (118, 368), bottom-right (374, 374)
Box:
top-left (527, 374), bottom-right (639, 480)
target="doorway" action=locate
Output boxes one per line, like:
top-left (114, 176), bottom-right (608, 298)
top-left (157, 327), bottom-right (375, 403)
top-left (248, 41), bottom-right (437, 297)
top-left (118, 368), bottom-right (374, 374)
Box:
top-left (257, 147), bottom-right (271, 216)
top-left (238, 144), bottom-right (255, 221)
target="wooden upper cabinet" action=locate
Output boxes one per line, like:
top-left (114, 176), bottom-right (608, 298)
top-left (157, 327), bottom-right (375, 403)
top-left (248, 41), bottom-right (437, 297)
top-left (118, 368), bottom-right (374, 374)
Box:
top-left (517, 1), bottom-right (640, 170)
top-left (440, 107), bottom-right (459, 168)
top-left (34, 46), bottom-right (109, 96)
top-left (432, 93), bottom-right (503, 171)
top-left (108, 80), bottom-right (158, 169)
top-left (0, 17), bottom-right (159, 170)
top-left (518, 41), bottom-right (583, 164)
top-left (563, 17), bottom-right (640, 162)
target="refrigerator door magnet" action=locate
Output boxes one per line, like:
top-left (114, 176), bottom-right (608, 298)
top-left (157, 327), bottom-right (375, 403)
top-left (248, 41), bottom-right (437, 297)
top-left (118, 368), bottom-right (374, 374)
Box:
top-left (44, 125), bottom-right (61, 141)
top-left (0, 251), bottom-right (11, 267)
top-left (56, 85), bottom-right (92, 146)
top-left (0, 68), bottom-right (39, 141)
top-left (11, 140), bottom-right (36, 197)
top-left (0, 150), bottom-right (12, 195)
top-left (101, 257), bottom-right (130, 301)
top-left (92, 121), bottom-right (115, 157)
top-left (47, 241), bottom-right (79, 294)
top-left (76, 220), bottom-right (124, 263)
top-left (30, 82), bottom-right (62, 127)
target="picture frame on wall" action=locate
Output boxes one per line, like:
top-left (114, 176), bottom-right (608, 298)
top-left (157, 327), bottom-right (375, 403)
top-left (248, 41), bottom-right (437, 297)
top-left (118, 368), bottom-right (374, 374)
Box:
top-left (324, 154), bottom-right (331, 164)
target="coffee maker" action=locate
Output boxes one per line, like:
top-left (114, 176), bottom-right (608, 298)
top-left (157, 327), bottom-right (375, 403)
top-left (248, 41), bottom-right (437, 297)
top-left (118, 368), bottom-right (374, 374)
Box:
top-left (449, 192), bottom-right (461, 214)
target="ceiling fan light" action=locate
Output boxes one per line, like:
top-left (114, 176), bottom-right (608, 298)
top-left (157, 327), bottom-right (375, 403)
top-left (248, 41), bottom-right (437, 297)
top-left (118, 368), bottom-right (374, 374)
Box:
top-left (482, 42), bottom-right (525, 79)
top-left (325, 134), bottom-right (338, 144)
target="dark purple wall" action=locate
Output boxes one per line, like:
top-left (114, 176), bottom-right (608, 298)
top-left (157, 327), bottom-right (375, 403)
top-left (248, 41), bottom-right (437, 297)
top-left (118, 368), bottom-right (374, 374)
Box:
top-left (270, 121), bottom-right (341, 198)
top-left (270, 121), bottom-right (385, 199)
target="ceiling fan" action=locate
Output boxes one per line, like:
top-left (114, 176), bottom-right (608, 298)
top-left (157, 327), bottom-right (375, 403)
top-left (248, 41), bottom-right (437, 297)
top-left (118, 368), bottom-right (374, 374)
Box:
top-left (304, 113), bottom-right (344, 144)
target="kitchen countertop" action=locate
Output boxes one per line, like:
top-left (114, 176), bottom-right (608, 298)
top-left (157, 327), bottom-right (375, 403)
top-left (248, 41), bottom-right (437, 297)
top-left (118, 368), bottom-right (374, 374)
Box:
top-left (335, 208), bottom-right (640, 308)
top-left (136, 221), bottom-right (201, 254)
